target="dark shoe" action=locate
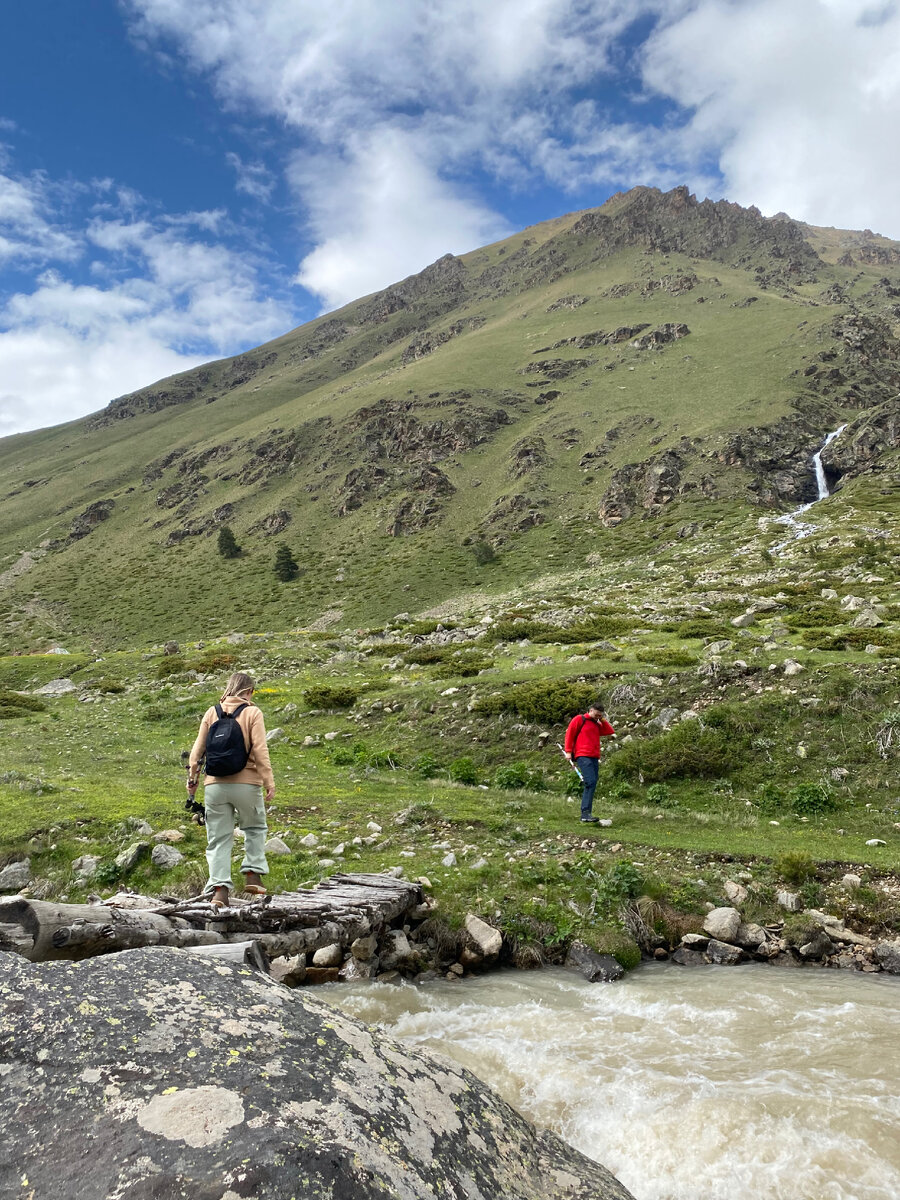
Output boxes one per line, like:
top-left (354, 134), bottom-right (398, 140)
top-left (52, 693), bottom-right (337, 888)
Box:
top-left (580, 816), bottom-right (599, 824)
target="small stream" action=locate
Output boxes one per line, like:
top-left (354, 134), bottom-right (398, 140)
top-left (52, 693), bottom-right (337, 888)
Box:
top-left (327, 963), bottom-right (900, 1200)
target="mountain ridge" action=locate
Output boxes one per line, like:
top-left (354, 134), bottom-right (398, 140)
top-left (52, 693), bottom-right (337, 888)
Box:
top-left (1, 185), bottom-right (899, 651)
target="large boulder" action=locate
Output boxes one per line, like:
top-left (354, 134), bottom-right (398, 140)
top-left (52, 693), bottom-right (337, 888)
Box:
top-left (0, 949), bottom-right (633, 1199)
top-left (702, 907), bottom-right (742, 942)
top-left (565, 941), bottom-right (626, 982)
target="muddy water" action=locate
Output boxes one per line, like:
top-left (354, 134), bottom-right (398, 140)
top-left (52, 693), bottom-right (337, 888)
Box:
top-left (326, 963), bottom-right (900, 1200)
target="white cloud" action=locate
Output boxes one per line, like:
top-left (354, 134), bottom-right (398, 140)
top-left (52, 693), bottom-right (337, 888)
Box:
top-left (0, 164), bottom-right (293, 436)
top-left (291, 130), bottom-right (512, 309)
top-left (641, 0), bottom-right (900, 234)
top-left (225, 152), bottom-right (275, 202)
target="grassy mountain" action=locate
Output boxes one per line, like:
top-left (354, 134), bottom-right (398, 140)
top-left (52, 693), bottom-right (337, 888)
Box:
top-left (1, 184), bottom-right (899, 652)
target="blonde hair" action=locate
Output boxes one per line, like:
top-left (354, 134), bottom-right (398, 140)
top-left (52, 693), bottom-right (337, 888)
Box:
top-left (221, 671), bottom-right (256, 701)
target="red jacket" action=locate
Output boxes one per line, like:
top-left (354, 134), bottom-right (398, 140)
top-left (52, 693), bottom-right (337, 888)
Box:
top-left (564, 713), bottom-right (616, 759)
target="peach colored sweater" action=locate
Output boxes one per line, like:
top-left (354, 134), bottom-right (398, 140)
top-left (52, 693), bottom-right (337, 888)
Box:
top-left (189, 698), bottom-right (275, 792)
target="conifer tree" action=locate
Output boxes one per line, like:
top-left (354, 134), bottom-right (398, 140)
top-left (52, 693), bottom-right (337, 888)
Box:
top-left (273, 544), bottom-right (299, 581)
top-left (217, 525), bottom-right (241, 559)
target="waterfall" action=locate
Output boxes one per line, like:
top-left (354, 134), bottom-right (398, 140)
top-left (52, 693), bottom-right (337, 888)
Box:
top-left (770, 424), bottom-right (846, 546)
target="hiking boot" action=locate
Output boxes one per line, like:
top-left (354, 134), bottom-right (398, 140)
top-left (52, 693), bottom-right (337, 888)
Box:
top-left (580, 816), bottom-right (599, 824)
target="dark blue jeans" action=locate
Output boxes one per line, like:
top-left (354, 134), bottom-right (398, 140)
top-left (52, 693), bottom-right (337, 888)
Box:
top-left (575, 756), bottom-right (599, 818)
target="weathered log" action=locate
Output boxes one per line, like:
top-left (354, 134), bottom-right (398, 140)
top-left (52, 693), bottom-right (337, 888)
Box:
top-left (0, 873), bottom-right (423, 965)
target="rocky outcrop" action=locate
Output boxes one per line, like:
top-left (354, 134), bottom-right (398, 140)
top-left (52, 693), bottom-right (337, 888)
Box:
top-left (386, 466), bottom-right (456, 535)
top-left (348, 399), bottom-right (511, 465)
top-left (599, 451), bottom-right (685, 524)
top-left (481, 492), bottom-right (548, 542)
top-left (0, 949), bottom-right (633, 1199)
top-left (629, 322), bottom-right (690, 350)
top-left (509, 436), bottom-right (548, 478)
top-left (401, 316), bottom-right (485, 363)
top-left (249, 509), bottom-right (293, 537)
top-left (822, 399), bottom-right (900, 484)
top-left (551, 324), bottom-right (649, 350)
top-left (521, 357), bottom-right (594, 380)
top-left (68, 499), bottom-right (115, 540)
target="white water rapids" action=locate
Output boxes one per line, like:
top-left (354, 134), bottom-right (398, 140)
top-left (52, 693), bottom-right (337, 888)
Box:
top-left (327, 963), bottom-right (900, 1200)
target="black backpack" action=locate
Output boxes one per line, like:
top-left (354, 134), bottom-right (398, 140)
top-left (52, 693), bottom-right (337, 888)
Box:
top-left (204, 703), bottom-right (250, 776)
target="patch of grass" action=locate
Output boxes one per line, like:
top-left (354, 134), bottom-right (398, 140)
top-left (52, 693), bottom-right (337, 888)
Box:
top-left (473, 679), bottom-right (598, 725)
top-left (303, 684), bottom-right (359, 709)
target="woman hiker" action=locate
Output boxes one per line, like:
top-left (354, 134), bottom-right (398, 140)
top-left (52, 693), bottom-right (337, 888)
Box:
top-left (564, 701), bottom-right (616, 824)
top-left (187, 671), bottom-right (276, 908)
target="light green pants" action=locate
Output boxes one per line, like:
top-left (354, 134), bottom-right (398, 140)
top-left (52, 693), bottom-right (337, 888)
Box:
top-left (204, 782), bottom-right (268, 893)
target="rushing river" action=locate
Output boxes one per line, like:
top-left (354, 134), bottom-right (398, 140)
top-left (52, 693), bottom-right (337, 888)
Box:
top-left (326, 963), bottom-right (900, 1200)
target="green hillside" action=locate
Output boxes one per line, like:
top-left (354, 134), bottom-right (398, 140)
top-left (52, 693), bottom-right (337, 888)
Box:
top-left (1, 185), bottom-right (899, 652)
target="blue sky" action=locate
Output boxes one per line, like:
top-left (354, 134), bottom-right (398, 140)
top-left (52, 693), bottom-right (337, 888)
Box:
top-left (2, 0), bottom-right (899, 436)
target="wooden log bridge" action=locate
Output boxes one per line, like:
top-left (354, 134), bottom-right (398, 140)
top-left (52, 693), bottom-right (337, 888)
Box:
top-left (0, 873), bottom-right (425, 966)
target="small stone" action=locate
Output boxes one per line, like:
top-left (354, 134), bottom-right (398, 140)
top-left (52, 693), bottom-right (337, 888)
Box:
top-left (723, 880), bottom-right (748, 905)
top-left (153, 830), bottom-right (185, 843)
top-left (351, 934), bottom-right (378, 961)
top-left (776, 890), bottom-right (803, 912)
top-left (783, 660), bottom-right (805, 676)
top-left (441, 852), bottom-right (457, 868)
top-left (380, 930), bottom-right (415, 970)
top-left (366, 822), bottom-right (382, 834)
top-left (333, 843), bottom-right (346, 856)
top-left (299, 833), bottom-right (319, 848)
top-left (449, 963), bottom-right (465, 976)
top-left (703, 907), bottom-right (742, 942)
top-left (34, 678), bottom-right (77, 696)
top-left (469, 857), bottom-right (488, 870)
top-left (681, 933), bottom-right (710, 950)
top-left (115, 842), bottom-right (150, 873)
top-left (736, 922), bottom-right (766, 949)
top-left (842, 873), bottom-right (861, 889)
top-left (865, 839), bottom-right (887, 847)
top-left (302, 735), bottom-right (321, 748)
top-left (706, 939), bottom-right (743, 965)
top-left (151, 844), bottom-right (184, 870)
top-left (71, 854), bottom-right (101, 883)
top-left (672, 947), bottom-right (708, 967)
top-left (270, 953), bottom-right (306, 985)
top-left (875, 941), bottom-right (900, 974)
top-left (799, 932), bottom-right (835, 960)
top-left (464, 914), bottom-right (502, 958)
top-left (266, 727), bottom-right (285, 743)
top-left (312, 943), bottom-right (343, 967)
top-left (731, 612), bottom-right (755, 628)
top-left (597, 819), bottom-right (613, 828)
top-left (0, 860), bottom-right (32, 891)
top-left (264, 837), bottom-right (292, 856)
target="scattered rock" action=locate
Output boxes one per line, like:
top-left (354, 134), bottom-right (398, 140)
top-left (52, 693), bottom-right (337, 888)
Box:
top-left (34, 678), bottom-right (77, 696)
top-left (269, 953), bottom-right (307, 985)
top-left (723, 881), bottom-right (748, 905)
top-left (153, 830), bottom-right (185, 843)
top-left (702, 907), bottom-right (742, 942)
top-left (875, 941), bottom-right (900, 974)
top-left (865, 839), bottom-right (887, 847)
top-left (298, 834), bottom-right (319, 849)
top-left (0, 860), bottom-right (32, 891)
top-left (351, 934), bottom-right (378, 961)
top-left (842, 873), bottom-right (862, 889)
top-left (380, 930), bottom-right (416, 970)
top-left (442, 852), bottom-right (457, 868)
top-left (265, 837), bottom-right (292, 856)
top-left (150, 845), bottom-right (184, 870)
top-left (731, 612), bottom-right (756, 629)
top-left (565, 942), bottom-right (625, 983)
top-left (71, 855), bottom-right (101, 883)
top-left (465, 914), bottom-right (502, 959)
top-left (777, 890), bottom-right (803, 912)
top-left (312, 943), bottom-right (343, 968)
top-left (706, 939), bottom-right (744, 965)
top-left (115, 843), bottom-right (151, 873)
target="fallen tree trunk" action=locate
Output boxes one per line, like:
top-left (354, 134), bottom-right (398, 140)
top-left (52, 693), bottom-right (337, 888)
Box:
top-left (0, 873), bottom-right (423, 965)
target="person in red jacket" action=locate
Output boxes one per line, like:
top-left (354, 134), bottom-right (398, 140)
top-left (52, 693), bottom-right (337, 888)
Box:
top-left (564, 701), bottom-right (616, 823)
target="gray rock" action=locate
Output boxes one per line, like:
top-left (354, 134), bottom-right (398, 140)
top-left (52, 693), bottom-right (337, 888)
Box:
top-left (338, 956), bottom-right (378, 981)
top-left (0, 951), bottom-right (635, 1197)
top-left (680, 933), bottom-right (710, 950)
top-left (798, 932), bottom-right (835, 960)
top-left (783, 660), bottom-right (805, 676)
top-left (269, 953), bottom-right (307, 986)
top-left (72, 855), bottom-right (101, 883)
top-left (875, 941), bottom-right (900, 974)
top-left (705, 640), bottom-right (733, 655)
top-left (702, 907), bottom-right (742, 942)
top-left (114, 842), bottom-right (151, 873)
top-left (671, 947), bottom-right (708, 967)
top-left (465, 914), bottom-right (502, 959)
top-left (380, 929), bottom-right (415, 970)
top-left (731, 612), bottom-right (755, 628)
top-left (128, 819), bottom-right (154, 836)
top-left (312, 943), bottom-right (344, 968)
top-left (266, 727), bottom-right (286, 743)
top-left (34, 678), bottom-right (76, 696)
top-left (842, 873), bottom-right (862, 889)
top-left (264, 837), bottom-right (292, 856)
top-left (736, 923), bottom-right (767, 949)
top-left (776, 890), bottom-right (803, 912)
top-left (298, 833), bottom-right (319, 848)
top-left (565, 942), bottom-right (625, 983)
top-left (647, 707), bottom-right (680, 732)
top-left (852, 609), bottom-right (883, 629)
top-left (723, 880), bottom-right (748, 905)
top-left (706, 939), bottom-right (744, 965)
top-left (441, 852), bottom-right (457, 868)
top-left (865, 839), bottom-right (887, 847)
top-left (0, 860), bottom-right (32, 891)
top-left (150, 845), bottom-right (184, 870)
top-left (351, 934), bottom-right (378, 961)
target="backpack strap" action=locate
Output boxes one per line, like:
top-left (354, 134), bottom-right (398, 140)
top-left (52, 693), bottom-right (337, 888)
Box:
top-left (215, 703), bottom-right (224, 719)
top-left (229, 703), bottom-right (249, 719)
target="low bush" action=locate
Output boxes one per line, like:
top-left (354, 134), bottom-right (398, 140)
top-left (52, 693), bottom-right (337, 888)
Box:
top-left (774, 850), bottom-right (818, 885)
top-left (635, 646), bottom-right (697, 668)
top-left (156, 657), bottom-right (186, 678)
top-left (473, 679), bottom-right (598, 725)
top-left (415, 752), bottom-right (441, 779)
top-left (481, 619), bottom-right (555, 644)
top-left (449, 756), bottom-right (480, 785)
top-left (646, 782), bottom-right (676, 807)
top-left (789, 781), bottom-right (837, 816)
top-left (0, 690), bottom-right (47, 720)
top-left (303, 684), bottom-right (358, 710)
top-left (610, 720), bottom-right (741, 783)
top-left (493, 763), bottom-right (547, 791)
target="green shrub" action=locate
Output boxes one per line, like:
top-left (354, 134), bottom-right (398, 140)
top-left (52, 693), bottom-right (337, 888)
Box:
top-left (156, 657), bottom-right (186, 678)
top-left (473, 680), bottom-right (598, 725)
top-left (562, 771), bottom-right (582, 796)
top-left (0, 689), bottom-right (47, 719)
top-left (273, 544), bottom-right (300, 582)
top-left (217, 526), bottom-right (241, 559)
top-left (481, 619), bottom-right (555, 644)
top-left (471, 540), bottom-right (497, 565)
top-left (493, 763), bottom-right (547, 791)
top-left (415, 752), bottom-right (441, 779)
top-left (303, 684), bottom-right (358, 709)
top-left (610, 721), bottom-right (740, 782)
top-left (404, 646), bottom-right (449, 665)
top-left (595, 861), bottom-right (644, 911)
top-left (190, 650), bottom-right (237, 673)
top-left (635, 646), bottom-right (697, 667)
top-left (774, 850), bottom-right (818, 885)
top-left (755, 783), bottom-right (785, 815)
top-left (789, 782), bottom-right (837, 816)
top-left (646, 782), bottom-right (676, 807)
top-left (675, 619), bottom-right (733, 639)
top-left (331, 747), bottom-right (355, 766)
top-left (449, 756), bottom-right (480, 785)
